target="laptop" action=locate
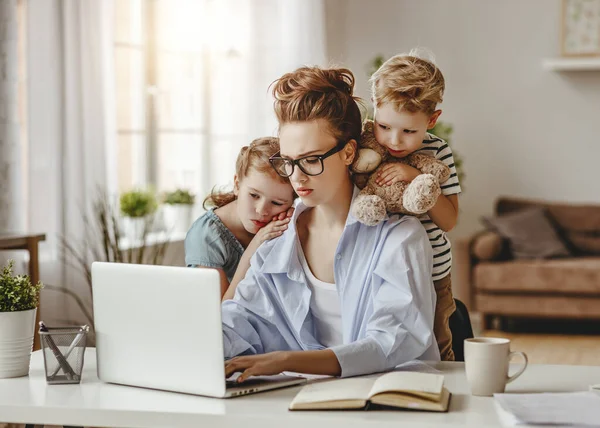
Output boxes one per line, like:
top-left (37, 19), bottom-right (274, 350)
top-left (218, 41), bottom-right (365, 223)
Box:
top-left (91, 262), bottom-right (307, 398)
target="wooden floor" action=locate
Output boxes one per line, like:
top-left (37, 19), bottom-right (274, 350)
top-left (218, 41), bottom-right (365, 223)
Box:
top-left (481, 330), bottom-right (600, 366)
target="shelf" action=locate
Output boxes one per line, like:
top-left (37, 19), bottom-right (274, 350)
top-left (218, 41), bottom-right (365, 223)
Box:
top-left (543, 57), bottom-right (600, 71)
top-left (118, 231), bottom-right (187, 251)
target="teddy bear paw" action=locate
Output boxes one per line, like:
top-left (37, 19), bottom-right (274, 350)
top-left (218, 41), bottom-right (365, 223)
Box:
top-left (351, 194), bottom-right (387, 226)
top-left (402, 174), bottom-right (441, 214)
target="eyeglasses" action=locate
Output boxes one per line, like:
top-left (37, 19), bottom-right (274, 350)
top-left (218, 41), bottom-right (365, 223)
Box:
top-left (269, 141), bottom-right (348, 178)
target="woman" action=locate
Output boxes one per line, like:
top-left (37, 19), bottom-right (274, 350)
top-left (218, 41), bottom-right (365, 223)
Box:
top-left (223, 66), bottom-right (439, 382)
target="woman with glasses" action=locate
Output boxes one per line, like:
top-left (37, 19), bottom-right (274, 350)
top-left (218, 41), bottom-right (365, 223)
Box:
top-left (222, 66), bottom-right (440, 383)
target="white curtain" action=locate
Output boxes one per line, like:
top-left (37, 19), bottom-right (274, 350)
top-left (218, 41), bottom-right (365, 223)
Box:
top-left (0, 0), bottom-right (25, 233)
top-left (185, 0), bottom-right (328, 201)
top-left (21, 0), bottom-right (326, 326)
top-left (26, 0), bottom-right (115, 325)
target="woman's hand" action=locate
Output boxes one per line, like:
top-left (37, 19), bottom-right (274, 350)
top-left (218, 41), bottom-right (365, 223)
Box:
top-left (375, 163), bottom-right (420, 186)
top-left (225, 352), bottom-right (290, 383)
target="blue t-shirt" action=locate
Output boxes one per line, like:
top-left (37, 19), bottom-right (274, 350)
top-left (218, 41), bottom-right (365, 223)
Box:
top-left (184, 208), bottom-right (244, 283)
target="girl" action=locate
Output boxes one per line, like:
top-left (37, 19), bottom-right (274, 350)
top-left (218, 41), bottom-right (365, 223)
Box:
top-left (185, 137), bottom-right (296, 300)
top-left (221, 66), bottom-right (440, 382)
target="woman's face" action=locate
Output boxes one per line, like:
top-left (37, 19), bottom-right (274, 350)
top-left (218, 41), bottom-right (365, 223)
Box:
top-left (234, 169), bottom-right (295, 234)
top-left (278, 119), bottom-right (354, 208)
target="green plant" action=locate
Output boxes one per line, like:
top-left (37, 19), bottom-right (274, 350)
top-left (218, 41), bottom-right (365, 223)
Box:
top-left (366, 54), bottom-right (466, 187)
top-left (120, 189), bottom-right (157, 218)
top-left (163, 189), bottom-right (195, 205)
top-left (0, 260), bottom-right (43, 312)
top-left (55, 190), bottom-right (171, 327)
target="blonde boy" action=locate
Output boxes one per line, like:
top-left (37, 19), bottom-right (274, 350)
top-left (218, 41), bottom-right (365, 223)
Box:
top-left (370, 51), bottom-right (461, 361)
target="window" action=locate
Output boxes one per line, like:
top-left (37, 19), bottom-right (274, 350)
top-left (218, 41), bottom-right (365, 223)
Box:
top-left (114, 0), bottom-right (258, 202)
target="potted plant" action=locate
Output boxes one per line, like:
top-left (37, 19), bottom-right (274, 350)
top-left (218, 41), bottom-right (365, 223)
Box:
top-left (162, 189), bottom-right (195, 235)
top-left (0, 259), bottom-right (43, 378)
top-left (119, 189), bottom-right (158, 241)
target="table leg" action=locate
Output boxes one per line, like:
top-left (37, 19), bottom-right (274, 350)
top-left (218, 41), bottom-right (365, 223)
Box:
top-left (27, 238), bottom-right (41, 351)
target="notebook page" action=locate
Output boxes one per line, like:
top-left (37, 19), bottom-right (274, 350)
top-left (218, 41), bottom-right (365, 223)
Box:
top-left (369, 372), bottom-right (444, 398)
top-left (494, 392), bottom-right (600, 426)
top-left (291, 378), bottom-right (375, 405)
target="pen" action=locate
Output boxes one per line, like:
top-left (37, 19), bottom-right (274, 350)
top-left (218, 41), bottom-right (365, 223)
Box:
top-left (39, 321), bottom-right (77, 381)
top-left (49, 325), bottom-right (89, 378)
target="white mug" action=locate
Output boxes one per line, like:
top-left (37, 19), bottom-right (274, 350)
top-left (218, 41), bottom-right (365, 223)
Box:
top-left (464, 337), bottom-right (528, 396)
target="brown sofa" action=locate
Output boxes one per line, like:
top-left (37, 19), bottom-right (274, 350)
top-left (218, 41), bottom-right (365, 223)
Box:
top-left (453, 197), bottom-right (600, 329)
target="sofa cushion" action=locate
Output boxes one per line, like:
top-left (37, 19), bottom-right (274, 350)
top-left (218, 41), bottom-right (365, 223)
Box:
top-left (474, 257), bottom-right (600, 295)
top-left (471, 231), bottom-right (506, 261)
top-left (482, 207), bottom-right (571, 259)
top-left (565, 232), bottom-right (600, 255)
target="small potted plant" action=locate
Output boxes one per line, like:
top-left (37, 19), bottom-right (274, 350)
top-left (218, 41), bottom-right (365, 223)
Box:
top-left (162, 189), bottom-right (195, 235)
top-left (120, 189), bottom-right (158, 241)
top-left (0, 260), bottom-right (43, 378)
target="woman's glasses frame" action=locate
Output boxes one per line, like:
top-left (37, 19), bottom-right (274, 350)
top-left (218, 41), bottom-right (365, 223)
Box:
top-left (269, 140), bottom-right (348, 178)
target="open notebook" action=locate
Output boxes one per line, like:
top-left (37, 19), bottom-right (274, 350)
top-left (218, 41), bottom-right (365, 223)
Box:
top-left (289, 372), bottom-right (451, 412)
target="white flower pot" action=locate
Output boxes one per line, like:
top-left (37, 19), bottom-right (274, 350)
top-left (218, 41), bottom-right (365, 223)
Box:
top-left (0, 308), bottom-right (37, 378)
top-left (162, 204), bottom-right (192, 235)
top-left (122, 216), bottom-right (146, 242)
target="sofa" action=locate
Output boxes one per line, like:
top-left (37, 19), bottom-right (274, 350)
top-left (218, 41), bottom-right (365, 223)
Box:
top-left (453, 197), bottom-right (600, 330)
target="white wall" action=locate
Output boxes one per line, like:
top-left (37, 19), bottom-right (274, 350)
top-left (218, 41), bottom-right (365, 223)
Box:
top-left (326, 0), bottom-right (600, 238)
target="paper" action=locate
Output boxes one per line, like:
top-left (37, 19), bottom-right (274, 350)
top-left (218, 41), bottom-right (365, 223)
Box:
top-left (393, 360), bottom-right (443, 374)
top-left (369, 372), bottom-right (444, 397)
top-left (494, 392), bottom-right (600, 426)
top-left (291, 378), bottom-right (374, 404)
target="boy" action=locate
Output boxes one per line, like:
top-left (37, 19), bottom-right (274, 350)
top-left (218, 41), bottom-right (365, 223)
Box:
top-left (369, 51), bottom-right (461, 360)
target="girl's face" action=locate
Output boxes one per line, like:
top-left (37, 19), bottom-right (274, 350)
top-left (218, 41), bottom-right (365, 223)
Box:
top-left (373, 103), bottom-right (441, 158)
top-left (279, 119), bottom-right (355, 208)
top-left (234, 169), bottom-right (295, 234)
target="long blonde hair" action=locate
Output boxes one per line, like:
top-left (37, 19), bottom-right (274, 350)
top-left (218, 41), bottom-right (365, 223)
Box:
top-left (203, 137), bottom-right (290, 210)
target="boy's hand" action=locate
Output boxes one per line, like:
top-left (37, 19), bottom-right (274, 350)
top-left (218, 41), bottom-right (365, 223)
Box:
top-left (376, 163), bottom-right (420, 186)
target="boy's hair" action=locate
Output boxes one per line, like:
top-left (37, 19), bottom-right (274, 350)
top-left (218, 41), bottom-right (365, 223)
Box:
top-left (370, 50), bottom-right (445, 116)
top-left (270, 66), bottom-right (363, 144)
top-left (203, 137), bottom-right (290, 210)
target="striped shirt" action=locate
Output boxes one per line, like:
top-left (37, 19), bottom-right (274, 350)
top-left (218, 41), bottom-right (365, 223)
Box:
top-left (417, 133), bottom-right (462, 280)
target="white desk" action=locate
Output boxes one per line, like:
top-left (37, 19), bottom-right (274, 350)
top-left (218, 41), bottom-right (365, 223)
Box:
top-left (1, 349), bottom-right (599, 428)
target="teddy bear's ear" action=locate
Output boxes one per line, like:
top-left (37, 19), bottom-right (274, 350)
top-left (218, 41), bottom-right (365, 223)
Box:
top-left (363, 120), bottom-right (374, 133)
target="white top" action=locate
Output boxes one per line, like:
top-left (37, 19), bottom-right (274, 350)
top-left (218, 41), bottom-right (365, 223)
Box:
top-left (2, 349), bottom-right (600, 428)
top-left (298, 244), bottom-right (343, 348)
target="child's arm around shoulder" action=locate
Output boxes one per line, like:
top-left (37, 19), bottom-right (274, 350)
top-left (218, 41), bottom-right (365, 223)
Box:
top-left (222, 212), bottom-right (292, 301)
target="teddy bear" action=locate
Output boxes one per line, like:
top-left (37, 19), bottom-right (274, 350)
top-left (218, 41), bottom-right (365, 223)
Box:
top-left (350, 120), bottom-right (451, 226)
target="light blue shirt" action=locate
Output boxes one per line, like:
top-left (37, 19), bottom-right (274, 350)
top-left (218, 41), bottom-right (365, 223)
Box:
top-left (221, 187), bottom-right (440, 378)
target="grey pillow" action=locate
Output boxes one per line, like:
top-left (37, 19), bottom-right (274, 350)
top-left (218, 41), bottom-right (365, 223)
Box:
top-left (482, 208), bottom-right (571, 259)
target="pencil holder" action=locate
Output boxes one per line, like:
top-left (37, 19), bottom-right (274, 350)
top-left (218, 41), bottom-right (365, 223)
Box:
top-left (39, 325), bottom-right (88, 384)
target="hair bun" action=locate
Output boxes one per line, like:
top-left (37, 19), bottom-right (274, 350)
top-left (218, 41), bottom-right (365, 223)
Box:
top-left (271, 66), bottom-right (355, 101)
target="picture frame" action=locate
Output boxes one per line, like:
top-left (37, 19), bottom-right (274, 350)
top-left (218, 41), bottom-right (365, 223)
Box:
top-left (561, 0), bottom-right (600, 57)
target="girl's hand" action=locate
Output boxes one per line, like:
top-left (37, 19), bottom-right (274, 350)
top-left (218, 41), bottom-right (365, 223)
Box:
top-left (375, 164), bottom-right (420, 186)
top-left (225, 352), bottom-right (290, 382)
top-left (252, 217), bottom-right (291, 245)
top-left (272, 206), bottom-right (295, 222)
